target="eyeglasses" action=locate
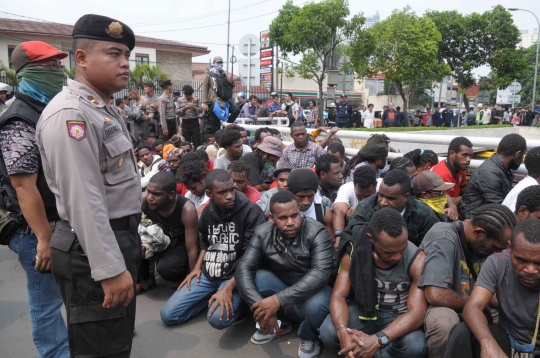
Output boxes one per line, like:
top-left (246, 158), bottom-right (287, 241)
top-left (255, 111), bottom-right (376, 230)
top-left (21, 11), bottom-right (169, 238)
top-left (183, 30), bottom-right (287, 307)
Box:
top-left (428, 190), bottom-right (445, 196)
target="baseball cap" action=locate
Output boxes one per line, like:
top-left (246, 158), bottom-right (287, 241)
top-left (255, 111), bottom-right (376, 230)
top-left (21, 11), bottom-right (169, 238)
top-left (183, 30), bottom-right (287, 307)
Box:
top-left (412, 171), bottom-right (455, 195)
top-left (213, 56), bottom-right (223, 63)
top-left (257, 136), bottom-right (283, 158)
top-left (11, 41), bottom-right (68, 73)
top-left (340, 94), bottom-right (348, 98)
top-left (172, 89), bottom-right (180, 96)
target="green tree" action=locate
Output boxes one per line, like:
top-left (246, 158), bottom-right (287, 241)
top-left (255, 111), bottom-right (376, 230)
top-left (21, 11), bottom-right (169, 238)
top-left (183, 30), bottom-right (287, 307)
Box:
top-left (426, 6), bottom-right (527, 111)
top-left (268, 0), bottom-right (366, 118)
top-left (349, 7), bottom-right (450, 121)
top-left (0, 62), bottom-right (17, 86)
top-left (128, 64), bottom-right (169, 89)
top-left (514, 45), bottom-right (540, 106)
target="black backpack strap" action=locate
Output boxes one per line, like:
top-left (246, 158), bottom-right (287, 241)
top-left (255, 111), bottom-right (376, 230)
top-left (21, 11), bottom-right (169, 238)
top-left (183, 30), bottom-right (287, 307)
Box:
top-left (315, 203), bottom-right (325, 225)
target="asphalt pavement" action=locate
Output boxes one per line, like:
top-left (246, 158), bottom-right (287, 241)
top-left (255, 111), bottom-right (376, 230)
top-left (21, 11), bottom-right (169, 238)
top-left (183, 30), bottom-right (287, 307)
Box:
top-left (0, 245), bottom-right (336, 357)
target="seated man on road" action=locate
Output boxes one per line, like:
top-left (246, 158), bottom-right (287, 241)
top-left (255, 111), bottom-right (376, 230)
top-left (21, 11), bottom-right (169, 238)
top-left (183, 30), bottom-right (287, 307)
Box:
top-left (288, 168), bottom-right (334, 244)
top-left (327, 142), bottom-right (347, 172)
top-left (235, 191), bottom-right (334, 358)
top-left (152, 138), bottom-right (165, 158)
top-left (242, 136), bottom-right (283, 191)
top-left (228, 159), bottom-right (261, 203)
top-left (257, 166), bottom-right (292, 217)
top-left (342, 134), bottom-right (389, 183)
top-left (515, 185), bottom-right (540, 223)
top-left (319, 208), bottom-right (428, 357)
top-left (277, 122), bottom-right (326, 170)
top-left (176, 160), bottom-right (210, 216)
top-left (333, 166), bottom-right (380, 239)
top-left (214, 129), bottom-right (244, 170)
top-left (160, 170), bottom-right (265, 329)
top-left (341, 169), bottom-right (439, 247)
top-left (315, 154), bottom-right (343, 203)
top-left (138, 145), bottom-right (163, 190)
top-left (417, 204), bottom-right (516, 358)
top-left (218, 124), bottom-right (252, 155)
top-left (503, 146), bottom-right (540, 212)
top-left (431, 136), bottom-right (473, 206)
top-left (139, 172), bottom-right (199, 290)
top-left (445, 219), bottom-right (540, 358)
top-left (412, 171), bottom-right (457, 222)
top-left (462, 133), bottom-right (527, 219)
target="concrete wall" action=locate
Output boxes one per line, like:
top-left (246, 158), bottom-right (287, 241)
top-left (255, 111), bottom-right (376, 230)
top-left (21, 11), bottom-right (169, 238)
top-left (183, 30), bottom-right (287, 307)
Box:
top-left (156, 50), bottom-right (192, 81)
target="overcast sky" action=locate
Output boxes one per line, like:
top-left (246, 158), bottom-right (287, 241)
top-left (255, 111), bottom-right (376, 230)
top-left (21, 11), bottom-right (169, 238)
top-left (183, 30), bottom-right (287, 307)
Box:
top-left (2, 0), bottom-right (540, 79)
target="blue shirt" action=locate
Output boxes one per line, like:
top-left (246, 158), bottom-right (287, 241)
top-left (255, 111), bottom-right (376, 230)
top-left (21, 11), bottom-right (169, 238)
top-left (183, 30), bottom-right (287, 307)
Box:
top-left (267, 102), bottom-right (282, 114)
top-left (336, 102), bottom-right (352, 123)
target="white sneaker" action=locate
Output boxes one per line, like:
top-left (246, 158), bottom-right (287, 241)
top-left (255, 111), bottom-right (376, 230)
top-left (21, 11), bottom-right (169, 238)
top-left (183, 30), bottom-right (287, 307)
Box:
top-left (297, 340), bottom-right (322, 358)
top-left (250, 321), bottom-right (292, 345)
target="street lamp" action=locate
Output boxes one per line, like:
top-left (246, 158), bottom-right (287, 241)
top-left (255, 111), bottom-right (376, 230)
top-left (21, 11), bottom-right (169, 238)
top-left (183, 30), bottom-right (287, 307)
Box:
top-left (509, 8), bottom-right (540, 109)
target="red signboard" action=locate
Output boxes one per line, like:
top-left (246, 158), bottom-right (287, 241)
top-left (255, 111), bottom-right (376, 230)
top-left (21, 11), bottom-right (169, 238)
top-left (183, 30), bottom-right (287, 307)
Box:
top-left (260, 58), bottom-right (272, 67)
top-left (260, 49), bottom-right (272, 58)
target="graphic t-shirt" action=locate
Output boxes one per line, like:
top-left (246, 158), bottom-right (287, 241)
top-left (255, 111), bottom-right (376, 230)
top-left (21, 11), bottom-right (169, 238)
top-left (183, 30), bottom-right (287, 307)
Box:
top-left (418, 222), bottom-right (486, 298)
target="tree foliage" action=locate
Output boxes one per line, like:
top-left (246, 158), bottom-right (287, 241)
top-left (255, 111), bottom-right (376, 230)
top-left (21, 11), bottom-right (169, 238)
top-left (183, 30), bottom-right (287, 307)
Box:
top-left (348, 7), bottom-right (449, 118)
top-left (128, 64), bottom-right (169, 89)
top-left (268, 0), bottom-right (367, 116)
top-left (513, 45), bottom-right (540, 106)
top-left (426, 6), bottom-right (527, 110)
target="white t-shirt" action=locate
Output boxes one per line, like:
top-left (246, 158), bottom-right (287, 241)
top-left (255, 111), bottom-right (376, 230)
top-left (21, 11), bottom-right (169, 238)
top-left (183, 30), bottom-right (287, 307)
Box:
top-left (302, 192), bottom-right (323, 221)
top-left (282, 102), bottom-right (299, 117)
top-left (363, 110), bottom-right (375, 128)
top-left (483, 108), bottom-right (491, 124)
top-left (502, 176), bottom-right (539, 212)
top-left (185, 191), bottom-right (210, 210)
top-left (334, 179), bottom-right (382, 208)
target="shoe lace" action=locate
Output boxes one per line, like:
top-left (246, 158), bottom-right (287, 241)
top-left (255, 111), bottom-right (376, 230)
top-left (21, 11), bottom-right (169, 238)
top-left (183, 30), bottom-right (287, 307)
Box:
top-left (301, 340), bottom-right (314, 351)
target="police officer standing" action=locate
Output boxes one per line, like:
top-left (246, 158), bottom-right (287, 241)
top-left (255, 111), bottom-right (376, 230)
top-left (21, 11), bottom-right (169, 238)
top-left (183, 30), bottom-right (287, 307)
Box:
top-left (142, 81), bottom-right (161, 138)
top-left (36, 14), bottom-right (142, 357)
top-left (177, 84), bottom-right (202, 148)
top-left (158, 79), bottom-right (176, 139)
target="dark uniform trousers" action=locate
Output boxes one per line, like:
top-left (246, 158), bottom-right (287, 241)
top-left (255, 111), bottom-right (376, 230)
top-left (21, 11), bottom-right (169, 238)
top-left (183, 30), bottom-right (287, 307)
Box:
top-left (50, 215), bottom-right (141, 358)
top-left (181, 118), bottom-right (201, 149)
top-left (204, 100), bottom-right (241, 135)
top-left (166, 119), bottom-right (177, 140)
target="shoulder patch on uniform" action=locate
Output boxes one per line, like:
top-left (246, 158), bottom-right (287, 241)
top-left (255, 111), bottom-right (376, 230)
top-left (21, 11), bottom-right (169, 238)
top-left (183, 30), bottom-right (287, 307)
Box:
top-left (67, 121), bottom-right (86, 141)
top-left (160, 99), bottom-right (165, 107)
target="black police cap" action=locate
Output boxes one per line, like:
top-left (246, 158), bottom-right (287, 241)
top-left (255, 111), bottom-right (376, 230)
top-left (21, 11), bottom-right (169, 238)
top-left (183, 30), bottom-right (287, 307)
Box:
top-left (182, 84), bottom-right (194, 94)
top-left (160, 80), bottom-right (172, 89)
top-left (73, 14), bottom-right (135, 51)
top-left (143, 81), bottom-right (154, 88)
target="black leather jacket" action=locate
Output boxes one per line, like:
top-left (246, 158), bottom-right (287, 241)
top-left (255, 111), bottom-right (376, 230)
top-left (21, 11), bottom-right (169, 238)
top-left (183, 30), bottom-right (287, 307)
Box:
top-left (235, 216), bottom-right (333, 309)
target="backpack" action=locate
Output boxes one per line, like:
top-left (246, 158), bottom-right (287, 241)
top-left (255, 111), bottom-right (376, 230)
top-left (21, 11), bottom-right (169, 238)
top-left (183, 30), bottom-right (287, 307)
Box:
top-left (286, 104), bottom-right (296, 126)
top-left (209, 71), bottom-right (233, 101)
top-left (467, 112), bottom-right (476, 126)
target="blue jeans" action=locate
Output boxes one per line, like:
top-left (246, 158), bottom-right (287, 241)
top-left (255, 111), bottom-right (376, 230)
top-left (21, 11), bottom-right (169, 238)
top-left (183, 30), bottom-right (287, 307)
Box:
top-left (255, 269), bottom-right (332, 341)
top-left (9, 232), bottom-right (69, 358)
top-left (319, 303), bottom-right (427, 357)
top-left (336, 121), bottom-right (349, 128)
top-left (160, 273), bottom-right (244, 330)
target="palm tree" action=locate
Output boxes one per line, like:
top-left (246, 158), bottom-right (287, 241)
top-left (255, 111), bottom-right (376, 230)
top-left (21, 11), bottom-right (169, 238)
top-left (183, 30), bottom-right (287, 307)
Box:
top-left (129, 64), bottom-right (169, 88)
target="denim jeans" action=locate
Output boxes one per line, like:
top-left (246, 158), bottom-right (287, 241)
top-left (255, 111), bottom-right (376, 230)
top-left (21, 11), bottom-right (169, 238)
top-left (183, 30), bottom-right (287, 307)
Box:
top-left (319, 302), bottom-right (427, 357)
top-left (9, 232), bottom-right (69, 358)
top-left (254, 269), bottom-right (332, 341)
top-left (160, 273), bottom-right (244, 330)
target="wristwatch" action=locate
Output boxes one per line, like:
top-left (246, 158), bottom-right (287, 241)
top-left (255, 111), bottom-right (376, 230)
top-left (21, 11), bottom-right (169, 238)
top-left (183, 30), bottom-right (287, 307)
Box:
top-left (376, 331), bottom-right (390, 348)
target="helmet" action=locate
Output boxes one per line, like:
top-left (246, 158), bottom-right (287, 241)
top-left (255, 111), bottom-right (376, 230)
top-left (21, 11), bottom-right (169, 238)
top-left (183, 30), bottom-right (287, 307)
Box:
top-left (172, 89), bottom-right (180, 96)
top-left (127, 110), bottom-right (144, 124)
top-left (237, 92), bottom-right (246, 99)
top-left (0, 83), bottom-right (12, 94)
top-left (329, 103), bottom-right (336, 108)
top-left (477, 103), bottom-right (483, 107)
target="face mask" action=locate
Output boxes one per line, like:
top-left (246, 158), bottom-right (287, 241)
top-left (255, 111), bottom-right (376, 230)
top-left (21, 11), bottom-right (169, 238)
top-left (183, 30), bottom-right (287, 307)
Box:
top-left (213, 63), bottom-right (223, 71)
top-left (17, 67), bottom-right (65, 104)
top-left (419, 195), bottom-right (447, 215)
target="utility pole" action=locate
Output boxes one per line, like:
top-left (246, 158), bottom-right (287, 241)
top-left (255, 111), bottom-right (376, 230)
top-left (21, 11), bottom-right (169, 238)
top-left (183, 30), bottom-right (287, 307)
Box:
top-left (226, 0), bottom-right (231, 74)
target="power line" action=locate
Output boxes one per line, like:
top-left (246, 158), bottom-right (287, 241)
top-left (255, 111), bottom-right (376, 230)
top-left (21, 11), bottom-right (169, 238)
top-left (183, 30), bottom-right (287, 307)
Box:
top-left (130, 0), bottom-right (270, 28)
top-left (0, 11), bottom-right (61, 24)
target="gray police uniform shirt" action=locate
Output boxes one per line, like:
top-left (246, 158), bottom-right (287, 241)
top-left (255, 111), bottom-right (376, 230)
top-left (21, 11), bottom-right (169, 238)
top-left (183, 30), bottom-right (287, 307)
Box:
top-left (36, 79), bottom-right (142, 282)
top-left (374, 241), bottom-right (419, 313)
top-left (176, 96), bottom-right (202, 120)
top-left (158, 93), bottom-right (175, 127)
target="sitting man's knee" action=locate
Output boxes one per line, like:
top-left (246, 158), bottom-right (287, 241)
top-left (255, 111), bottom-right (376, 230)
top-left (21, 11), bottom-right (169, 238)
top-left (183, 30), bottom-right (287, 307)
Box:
top-left (425, 307), bottom-right (460, 334)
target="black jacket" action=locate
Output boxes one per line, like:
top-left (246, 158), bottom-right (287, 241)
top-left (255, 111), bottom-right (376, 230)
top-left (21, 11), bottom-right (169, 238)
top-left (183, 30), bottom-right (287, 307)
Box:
top-left (199, 191), bottom-right (265, 281)
top-left (235, 216), bottom-right (333, 309)
top-left (462, 154), bottom-right (514, 219)
top-left (0, 93), bottom-right (59, 221)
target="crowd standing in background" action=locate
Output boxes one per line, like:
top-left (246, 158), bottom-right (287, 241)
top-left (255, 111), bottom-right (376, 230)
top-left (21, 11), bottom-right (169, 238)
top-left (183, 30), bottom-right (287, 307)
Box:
top-left (3, 13), bottom-right (540, 358)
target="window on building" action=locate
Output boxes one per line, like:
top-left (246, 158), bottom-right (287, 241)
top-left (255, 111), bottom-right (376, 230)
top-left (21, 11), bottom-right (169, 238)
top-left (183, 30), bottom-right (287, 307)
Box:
top-left (136, 54), bottom-right (150, 66)
top-left (7, 45), bottom-right (16, 68)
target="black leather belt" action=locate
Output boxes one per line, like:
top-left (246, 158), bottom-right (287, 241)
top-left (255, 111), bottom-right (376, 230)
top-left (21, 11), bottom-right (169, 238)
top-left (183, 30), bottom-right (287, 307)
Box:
top-left (61, 215), bottom-right (132, 231)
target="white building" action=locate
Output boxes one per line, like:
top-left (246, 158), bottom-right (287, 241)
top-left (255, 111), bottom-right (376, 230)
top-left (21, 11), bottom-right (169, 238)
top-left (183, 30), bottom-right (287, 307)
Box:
top-left (518, 28), bottom-right (538, 48)
top-left (363, 11), bottom-right (380, 29)
top-left (0, 18), bottom-right (209, 80)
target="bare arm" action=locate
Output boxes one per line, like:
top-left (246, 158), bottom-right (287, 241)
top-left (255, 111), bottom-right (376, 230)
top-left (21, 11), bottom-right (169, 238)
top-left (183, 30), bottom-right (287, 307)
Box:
top-left (10, 173), bottom-right (53, 271)
top-left (181, 201), bottom-right (200, 271)
top-left (425, 286), bottom-right (468, 312)
top-left (333, 202), bottom-right (349, 233)
top-left (325, 207), bottom-right (336, 246)
top-left (319, 127), bottom-right (340, 149)
top-left (463, 287), bottom-right (506, 357)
